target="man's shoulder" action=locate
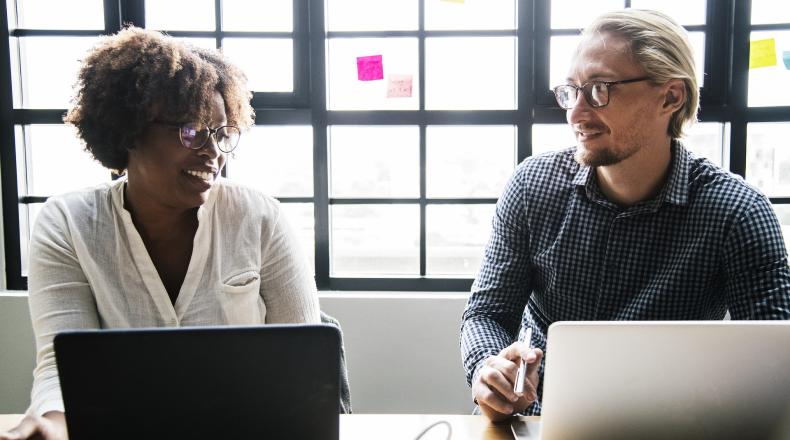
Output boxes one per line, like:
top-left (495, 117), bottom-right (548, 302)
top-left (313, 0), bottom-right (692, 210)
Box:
top-left (496, 148), bottom-right (580, 213)
top-left (686, 154), bottom-right (769, 213)
top-left (515, 147), bottom-right (580, 185)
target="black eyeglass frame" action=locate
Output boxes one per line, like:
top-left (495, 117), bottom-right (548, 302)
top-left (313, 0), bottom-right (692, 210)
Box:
top-left (152, 121), bottom-right (241, 153)
top-left (551, 76), bottom-right (651, 109)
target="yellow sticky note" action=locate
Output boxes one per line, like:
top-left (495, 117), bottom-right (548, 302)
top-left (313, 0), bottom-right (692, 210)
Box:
top-left (750, 38), bottom-right (777, 69)
top-left (442, 0), bottom-right (465, 3)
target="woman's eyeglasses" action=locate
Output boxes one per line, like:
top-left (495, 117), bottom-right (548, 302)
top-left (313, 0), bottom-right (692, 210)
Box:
top-left (153, 121), bottom-right (241, 153)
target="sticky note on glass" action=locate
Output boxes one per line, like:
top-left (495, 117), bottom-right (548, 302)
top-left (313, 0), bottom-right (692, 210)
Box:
top-left (387, 74), bottom-right (413, 98)
top-left (783, 51), bottom-right (790, 69)
top-left (357, 55), bottom-right (384, 81)
top-left (749, 38), bottom-right (777, 69)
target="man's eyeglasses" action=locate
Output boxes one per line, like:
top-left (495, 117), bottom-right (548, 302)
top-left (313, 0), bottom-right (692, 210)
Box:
top-left (153, 121), bottom-right (241, 153)
top-left (551, 77), bottom-right (650, 109)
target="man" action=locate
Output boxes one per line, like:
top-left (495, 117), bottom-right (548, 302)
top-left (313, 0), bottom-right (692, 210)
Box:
top-left (460, 9), bottom-right (790, 422)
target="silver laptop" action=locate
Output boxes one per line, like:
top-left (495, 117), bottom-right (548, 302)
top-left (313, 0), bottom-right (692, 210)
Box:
top-left (513, 321), bottom-right (790, 440)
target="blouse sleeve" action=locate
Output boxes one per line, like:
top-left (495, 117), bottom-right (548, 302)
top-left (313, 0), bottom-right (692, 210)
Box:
top-left (26, 199), bottom-right (100, 416)
top-left (258, 203), bottom-right (320, 324)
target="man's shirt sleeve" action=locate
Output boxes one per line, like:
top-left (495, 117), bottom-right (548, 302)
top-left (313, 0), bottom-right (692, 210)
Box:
top-left (460, 164), bottom-right (534, 386)
top-left (723, 194), bottom-right (790, 319)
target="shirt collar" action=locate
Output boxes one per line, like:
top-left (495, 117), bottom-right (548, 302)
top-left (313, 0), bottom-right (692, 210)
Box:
top-left (572, 139), bottom-right (690, 208)
top-left (661, 139), bottom-right (689, 206)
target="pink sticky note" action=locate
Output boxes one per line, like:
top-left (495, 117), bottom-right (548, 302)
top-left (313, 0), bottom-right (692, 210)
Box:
top-left (357, 55), bottom-right (384, 81)
top-left (387, 74), bottom-right (413, 98)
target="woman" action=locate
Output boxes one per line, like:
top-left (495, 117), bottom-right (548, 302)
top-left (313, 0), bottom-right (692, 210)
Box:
top-left (1, 27), bottom-right (319, 440)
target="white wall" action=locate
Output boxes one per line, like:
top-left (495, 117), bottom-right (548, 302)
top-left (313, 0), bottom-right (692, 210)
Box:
top-left (0, 291), bottom-right (475, 415)
top-left (320, 293), bottom-right (474, 414)
top-left (0, 293), bottom-right (36, 413)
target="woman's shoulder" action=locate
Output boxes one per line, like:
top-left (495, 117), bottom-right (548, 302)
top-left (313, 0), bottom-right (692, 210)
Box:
top-left (40, 181), bottom-right (118, 216)
top-left (33, 181), bottom-right (118, 237)
top-left (213, 178), bottom-right (282, 216)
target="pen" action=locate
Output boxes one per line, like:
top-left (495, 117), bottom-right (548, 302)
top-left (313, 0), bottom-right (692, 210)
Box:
top-left (513, 327), bottom-right (532, 394)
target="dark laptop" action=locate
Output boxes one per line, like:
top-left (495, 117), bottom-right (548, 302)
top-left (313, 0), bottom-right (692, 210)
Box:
top-left (54, 324), bottom-right (341, 440)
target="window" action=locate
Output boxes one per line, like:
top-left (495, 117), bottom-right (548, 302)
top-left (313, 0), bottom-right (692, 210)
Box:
top-left (746, 0), bottom-right (790, 248)
top-left (2, 0), bottom-right (312, 288)
top-left (1, 0), bottom-right (788, 291)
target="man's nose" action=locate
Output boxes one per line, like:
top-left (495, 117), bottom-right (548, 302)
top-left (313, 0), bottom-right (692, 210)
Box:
top-left (567, 91), bottom-right (593, 125)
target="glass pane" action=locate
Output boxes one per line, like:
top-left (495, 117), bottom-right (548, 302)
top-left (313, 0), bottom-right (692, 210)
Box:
top-left (425, 37), bottom-right (516, 110)
top-left (180, 38), bottom-right (217, 51)
top-left (752, 0), bottom-right (790, 25)
top-left (426, 126), bottom-right (515, 198)
top-left (630, 0), bottom-right (707, 26)
top-left (15, 36), bottom-right (99, 109)
top-left (772, 205), bottom-right (790, 252)
top-left (682, 122), bottom-right (725, 167)
top-left (424, 0), bottom-right (516, 31)
top-left (746, 122), bottom-right (790, 197)
top-left (327, 0), bottom-right (418, 31)
top-left (226, 126), bottom-right (313, 197)
top-left (21, 125), bottom-right (111, 196)
top-left (222, 38), bottom-right (293, 92)
top-left (145, 0), bottom-right (215, 31)
top-left (550, 32), bottom-right (705, 90)
top-left (748, 31), bottom-right (790, 107)
top-left (327, 38), bottom-right (419, 110)
top-left (531, 123), bottom-right (576, 156)
top-left (426, 204), bottom-right (496, 276)
top-left (550, 0), bottom-right (623, 29)
top-left (687, 32), bottom-right (706, 87)
top-left (223, 0), bottom-right (293, 32)
top-left (330, 126), bottom-right (419, 197)
top-left (331, 205), bottom-right (419, 275)
top-left (279, 203), bottom-right (315, 276)
top-left (550, 35), bottom-right (582, 90)
top-left (15, 0), bottom-right (104, 29)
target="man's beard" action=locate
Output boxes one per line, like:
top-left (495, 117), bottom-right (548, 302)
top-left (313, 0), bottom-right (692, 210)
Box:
top-left (574, 143), bottom-right (638, 167)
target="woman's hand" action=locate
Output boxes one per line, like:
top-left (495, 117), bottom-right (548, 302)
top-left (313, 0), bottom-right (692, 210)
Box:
top-left (0, 412), bottom-right (67, 440)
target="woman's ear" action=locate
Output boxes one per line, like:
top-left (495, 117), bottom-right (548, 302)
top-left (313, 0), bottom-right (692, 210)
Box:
top-left (662, 79), bottom-right (686, 114)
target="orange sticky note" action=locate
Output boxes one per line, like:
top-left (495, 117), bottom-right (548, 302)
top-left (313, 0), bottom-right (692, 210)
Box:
top-left (750, 38), bottom-right (777, 69)
top-left (387, 74), bottom-right (413, 98)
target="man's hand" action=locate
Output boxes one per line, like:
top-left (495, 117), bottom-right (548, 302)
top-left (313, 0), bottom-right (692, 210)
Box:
top-left (0, 411), bottom-right (67, 440)
top-left (472, 341), bottom-right (543, 422)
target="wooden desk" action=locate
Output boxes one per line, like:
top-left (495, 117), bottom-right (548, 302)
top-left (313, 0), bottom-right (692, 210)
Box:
top-left (341, 414), bottom-right (532, 439)
top-left (1, 414), bottom-right (537, 439)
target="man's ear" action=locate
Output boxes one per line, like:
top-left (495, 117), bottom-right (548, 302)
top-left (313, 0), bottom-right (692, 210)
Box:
top-left (662, 79), bottom-right (686, 114)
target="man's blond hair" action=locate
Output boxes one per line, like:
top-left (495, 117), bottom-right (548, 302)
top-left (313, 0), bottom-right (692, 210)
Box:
top-left (583, 9), bottom-right (699, 139)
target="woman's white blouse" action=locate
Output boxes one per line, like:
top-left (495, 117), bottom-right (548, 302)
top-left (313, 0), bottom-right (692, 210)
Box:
top-left (26, 177), bottom-right (320, 416)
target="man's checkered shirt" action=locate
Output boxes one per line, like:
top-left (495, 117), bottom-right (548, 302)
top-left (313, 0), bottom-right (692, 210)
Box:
top-left (460, 141), bottom-right (790, 415)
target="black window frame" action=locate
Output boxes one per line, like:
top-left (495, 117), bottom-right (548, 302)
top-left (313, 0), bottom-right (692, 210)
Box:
top-left (1, 0), bottom-right (788, 291)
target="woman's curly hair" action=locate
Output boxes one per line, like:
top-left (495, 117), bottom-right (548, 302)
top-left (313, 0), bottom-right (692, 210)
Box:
top-left (64, 26), bottom-right (254, 172)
